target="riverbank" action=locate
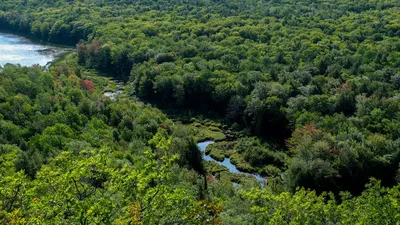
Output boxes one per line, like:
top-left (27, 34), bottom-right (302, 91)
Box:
top-left (198, 140), bottom-right (266, 187)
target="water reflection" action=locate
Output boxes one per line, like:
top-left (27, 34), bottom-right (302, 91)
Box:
top-left (0, 33), bottom-right (67, 67)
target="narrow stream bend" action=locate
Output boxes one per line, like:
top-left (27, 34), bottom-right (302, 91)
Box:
top-left (197, 141), bottom-right (266, 187)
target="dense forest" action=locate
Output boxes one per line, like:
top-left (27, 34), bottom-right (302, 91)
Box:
top-left (1, 0), bottom-right (400, 223)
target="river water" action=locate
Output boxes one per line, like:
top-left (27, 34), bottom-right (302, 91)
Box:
top-left (0, 33), bottom-right (66, 67)
top-left (197, 141), bottom-right (266, 187)
top-left (103, 80), bottom-right (124, 100)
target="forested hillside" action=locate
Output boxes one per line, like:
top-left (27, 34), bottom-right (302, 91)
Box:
top-left (1, 0), bottom-right (400, 223)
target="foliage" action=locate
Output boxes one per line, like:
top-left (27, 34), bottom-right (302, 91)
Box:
top-left (1, 0), bottom-right (400, 222)
top-left (242, 179), bottom-right (400, 224)
top-left (0, 64), bottom-right (216, 224)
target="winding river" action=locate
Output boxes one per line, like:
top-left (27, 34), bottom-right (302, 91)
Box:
top-left (197, 141), bottom-right (266, 187)
top-left (1, 33), bottom-right (265, 187)
top-left (0, 33), bottom-right (67, 67)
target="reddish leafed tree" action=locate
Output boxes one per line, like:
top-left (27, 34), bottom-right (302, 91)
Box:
top-left (81, 79), bottom-right (94, 93)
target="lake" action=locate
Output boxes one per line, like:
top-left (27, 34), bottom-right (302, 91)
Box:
top-left (0, 33), bottom-right (67, 67)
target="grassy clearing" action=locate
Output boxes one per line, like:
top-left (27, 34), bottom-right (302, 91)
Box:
top-left (205, 141), bottom-right (235, 161)
top-left (189, 120), bottom-right (226, 142)
top-left (204, 161), bottom-right (261, 187)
